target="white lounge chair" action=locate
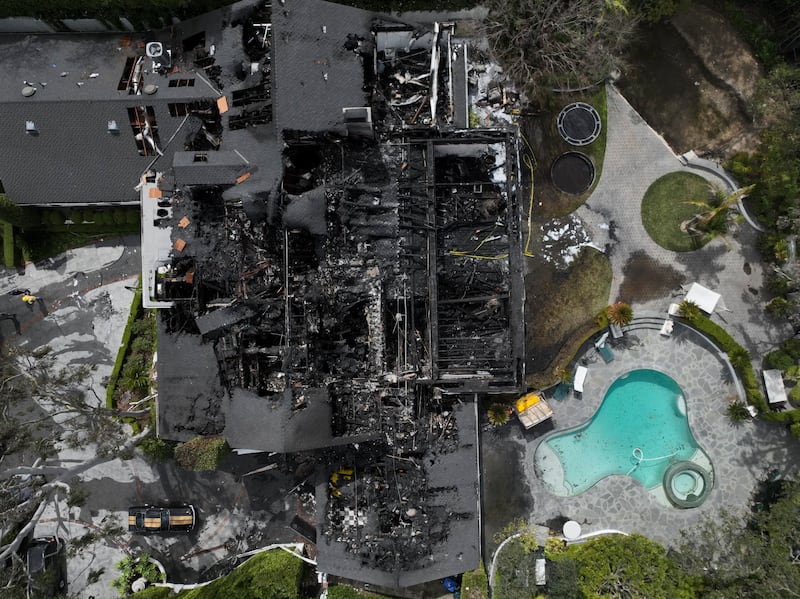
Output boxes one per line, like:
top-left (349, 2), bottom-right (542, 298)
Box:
top-left (660, 320), bottom-right (674, 336)
top-left (573, 366), bottom-right (588, 393)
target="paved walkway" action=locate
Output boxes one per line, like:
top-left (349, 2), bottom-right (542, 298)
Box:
top-left (578, 84), bottom-right (791, 361)
top-left (507, 85), bottom-right (799, 550)
top-left (520, 324), bottom-right (800, 547)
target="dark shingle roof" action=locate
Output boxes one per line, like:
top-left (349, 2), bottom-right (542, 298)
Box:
top-left (0, 99), bottom-right (210, 206)
top-left (315, 402), bottom-right (481, 587)
top-left (224, 387), bottom-right (377, 452)
top-left (173, 151), bottom-right (250, 187)
top-left (156, 319), bottom-right (227, 441)
top-left (271, 0), bottom-right (371, 132)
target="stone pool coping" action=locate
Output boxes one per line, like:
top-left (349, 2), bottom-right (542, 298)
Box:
top-left (520, 319), bottom-right (800, 548)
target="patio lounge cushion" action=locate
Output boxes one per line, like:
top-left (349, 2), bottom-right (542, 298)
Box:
top-left (573, 366), bottom-right (588, 393)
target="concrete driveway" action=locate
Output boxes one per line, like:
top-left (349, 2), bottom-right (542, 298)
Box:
top-left (1, 238), bottom-right (298, 597)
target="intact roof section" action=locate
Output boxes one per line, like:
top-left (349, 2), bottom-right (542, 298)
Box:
top-left (271, 0), bottom-right (370, 132)
top-left (224, 387), bottom-right (377, 452)
top-left (173, 151), bottom-right (251, 186)
top-left (0, 99), bottom-right (207, 206)
top-left (156, 319), bottom-right (227, 441)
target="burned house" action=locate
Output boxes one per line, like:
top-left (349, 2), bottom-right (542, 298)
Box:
top-left (146, 0), bottom-right (525, 588)
top-left (0, 0), bottom-right (526, 588)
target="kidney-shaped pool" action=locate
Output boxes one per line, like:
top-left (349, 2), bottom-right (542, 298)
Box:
top-left (534, 369), bottom-right (713, 508)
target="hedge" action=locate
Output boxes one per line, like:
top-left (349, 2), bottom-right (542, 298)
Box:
top-left (462, 561), bottom-right (490, 599)
top-left (106, 279), bottom-right (143, 408)
top-left (682, 312), bottom-right (800, 434)
top-left (2, 220), bottom-right (14, 268)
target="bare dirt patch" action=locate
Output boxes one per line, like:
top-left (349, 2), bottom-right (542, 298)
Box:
top-left (525, 248), bottom-right (611, 381)
top-left (618, 6), bottom-right (762, 159)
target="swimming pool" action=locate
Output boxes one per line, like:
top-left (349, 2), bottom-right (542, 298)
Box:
top-left (535, 369), bottom-right (713, 507)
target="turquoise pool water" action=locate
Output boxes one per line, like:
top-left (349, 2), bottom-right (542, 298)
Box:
top-left (540, 369), bottom-right (702, 495)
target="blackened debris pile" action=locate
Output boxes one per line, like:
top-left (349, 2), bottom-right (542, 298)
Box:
top-left (150, 0), bottom-right (525, 588)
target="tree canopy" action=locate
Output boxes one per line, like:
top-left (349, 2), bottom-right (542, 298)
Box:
top-left (484, 0), bottom-right (637, 97)
top-left (0, 347), bottom-right (150, 592)
top-left (564, 533), bottom-right (696, 599)
top-left (675, 479), bottom-right (800, 598)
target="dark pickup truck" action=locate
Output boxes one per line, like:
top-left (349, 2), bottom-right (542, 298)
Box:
top-left (128, 505), bottom-right (196, 534)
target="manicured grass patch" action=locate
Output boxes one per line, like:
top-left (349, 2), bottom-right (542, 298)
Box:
top-left (327, 586), bottom-right (388, 599)
top-left (641, 171), bottom-right (712, 251)
top-left (462, 561), bottom-right (490, 599)
top-left (181, 549), bottom-right (305, 599)
top-left (526, 247), bottom-right (612, 385)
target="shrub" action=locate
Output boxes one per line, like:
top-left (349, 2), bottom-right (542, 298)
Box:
top-left (781, 338), bottom-right (800, 360)
top-left (487, 402), bottom-right (511, 426)
top-left (111, 554), bottom-right (164, 596)
top-left (138, 438), bottom-right (176, 463)
top-left (2, 220), bottom-right (14, 268)
top-left (766, 297), bottom-right (793, 318)
top-left (126, 208), bottom-right (140, 224)
top-left (113, 209), bottom-right (127, 225)
top-left (790, 385), bottom-right (800, 403)
top-left (175, 436), bottom-right (229, 471)
top-left (773, 238), bottom-right (790, 264)
top-left (765, 350), bottom-right (794, 371)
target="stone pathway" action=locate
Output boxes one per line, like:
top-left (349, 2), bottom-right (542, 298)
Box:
top-left (518, 324), bottom-right (800, 547)
top-left (512, 85), bottom-right (799, 549)
top-left (578, 84), bottom-right (790, 360)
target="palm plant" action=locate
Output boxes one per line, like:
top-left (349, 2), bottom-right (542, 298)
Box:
top-left (726, 400), bottom-right (752, 424)
top-left (678, 299), bottom-right (701, 322)
top-left (487, 403), bottom-right (511, 426)
top-left (606, 302), bottom-right (633, 326)
top-left (680, 184), bottom-right (755, 244)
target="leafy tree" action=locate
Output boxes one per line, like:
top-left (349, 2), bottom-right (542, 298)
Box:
top-left (0, 347), bottom-right (150, 587)
top-left (547, 556), bottom-right (584, 599)
top-left (567, 533), bottom-right (696, 598)
top-left (484, 0), bottom-right (637, 97)
top-left (606, 302), bottom-right (634, 326)
top-left (675, 481), bottom-right (800, 598)
top-left (726, 400), bottom-right (752, 424)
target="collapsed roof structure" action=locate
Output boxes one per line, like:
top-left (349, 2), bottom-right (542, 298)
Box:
top-left (0, 0), bottom-right (526, 588)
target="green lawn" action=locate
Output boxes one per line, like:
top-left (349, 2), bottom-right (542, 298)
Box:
top-left (641, 171), bottom-right (712, 252)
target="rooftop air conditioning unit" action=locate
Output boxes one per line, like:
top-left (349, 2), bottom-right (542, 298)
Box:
top-left (146, 42), bottom-right (164, 58)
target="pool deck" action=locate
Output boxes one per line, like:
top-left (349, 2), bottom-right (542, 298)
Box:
top-left (519, 322), bottom-right (800, 548)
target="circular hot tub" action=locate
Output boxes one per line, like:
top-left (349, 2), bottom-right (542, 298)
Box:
top-left (663, 461), bottom-right (712, 508)
top-left (557, 102), bottom-right (602, 146)
top-left (551, 152), bottom-right (595, 195)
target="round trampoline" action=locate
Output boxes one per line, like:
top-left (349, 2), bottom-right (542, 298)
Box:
top-left (551, 152), bottom-right (595, 195)
top-left (663, 461), bottom-right (712, 508)
top-left (557, 102), bottom-right (602, 146)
